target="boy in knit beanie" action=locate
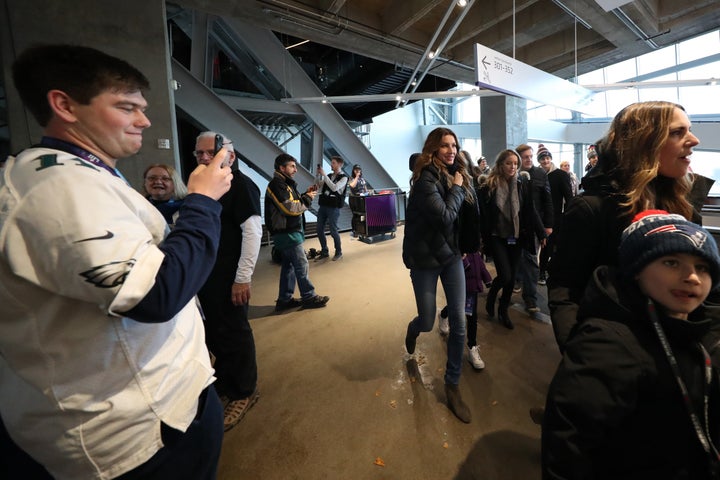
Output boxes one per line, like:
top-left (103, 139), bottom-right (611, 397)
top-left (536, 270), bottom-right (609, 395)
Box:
top-left (542, 209), bottom-right (720, 479)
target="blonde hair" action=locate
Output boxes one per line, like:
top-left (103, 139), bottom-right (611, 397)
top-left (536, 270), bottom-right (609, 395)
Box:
top-left (142, 164), bottom-right (188, 199)
top-left (598, 101), bottom-right (693, 219)
top-left (411, 127), bottom-right (475, 202)
top-left (485, 149), bottom-right (520, 193)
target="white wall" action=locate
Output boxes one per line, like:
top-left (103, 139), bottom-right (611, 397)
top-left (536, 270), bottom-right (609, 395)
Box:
top-left (366, 102), bottom-right (426, 193)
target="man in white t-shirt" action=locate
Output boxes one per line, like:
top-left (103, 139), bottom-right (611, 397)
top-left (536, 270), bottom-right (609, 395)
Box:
top-left (0, 44), bottom-right (232, 479)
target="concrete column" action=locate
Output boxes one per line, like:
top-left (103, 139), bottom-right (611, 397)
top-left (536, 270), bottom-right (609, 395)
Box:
top-left (480, 96), bottom-right (527, 165)
top-left (0, 0), bottom-right (179, 189)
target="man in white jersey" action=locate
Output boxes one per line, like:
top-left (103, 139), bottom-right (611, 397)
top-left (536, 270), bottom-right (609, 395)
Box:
top-left (0, 45), bottom-right (231, 479)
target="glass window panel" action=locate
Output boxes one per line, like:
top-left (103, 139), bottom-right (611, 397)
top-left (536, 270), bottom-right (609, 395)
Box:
top-left (679, 86), bottom-right (720, 115)
top-left (678, 31), bottom-right (720, 64)
top-left (690, 151), bottom-right (720, 195)
top-left (604, 58), bottom-right (637, 83)
top-left (581, 92), bottom-right (610, 119)
top-left (679, 62), bottom-right (720, 80)
top-left (638, 87), bottom-right (678, 103)
top-left (605, 88), bottom-right (640, 116)
top-left (578, 69), bottom-right (605, 86)
top-left (636, 45), bottom-right (676, 76)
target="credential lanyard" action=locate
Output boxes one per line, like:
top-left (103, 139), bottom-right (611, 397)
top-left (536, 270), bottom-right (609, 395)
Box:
top-left (38, 137), bottom-right (129, 184)
top-left (647, 299), bottom-right (720, 462)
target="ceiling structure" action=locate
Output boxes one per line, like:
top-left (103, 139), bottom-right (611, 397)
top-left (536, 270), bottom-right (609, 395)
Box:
top-left (170, 0), bottom-right (720, 123)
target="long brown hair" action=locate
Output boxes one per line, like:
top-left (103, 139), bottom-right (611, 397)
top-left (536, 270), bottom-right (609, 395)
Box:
top-left (410, 127), bottom-right (474, 202)
top-left (598, 101), bottom-right (693, 219)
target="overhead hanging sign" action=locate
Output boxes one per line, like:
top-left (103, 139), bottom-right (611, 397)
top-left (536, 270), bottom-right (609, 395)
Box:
top-left (474, 43), bottom-right (596, 114)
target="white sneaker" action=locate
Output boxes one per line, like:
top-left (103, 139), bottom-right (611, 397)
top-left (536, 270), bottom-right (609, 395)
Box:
top-left (438, 311), bottom-right (450, 335)
top-left (467, 345), bottom-right (485, 370)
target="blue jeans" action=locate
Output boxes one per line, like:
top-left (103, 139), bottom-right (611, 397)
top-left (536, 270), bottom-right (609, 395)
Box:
top-left (278, 243), bottom-right (316, 301)
top-left (316, 205), bottom-right (341, 255)
top-left (408, 258), bottom-right (466, 385)
top-left (517, 247), bottom-right (539, 307)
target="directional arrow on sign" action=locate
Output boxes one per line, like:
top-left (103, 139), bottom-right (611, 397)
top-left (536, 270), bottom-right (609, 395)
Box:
top-left (474, 44), bottom-right (596, 114)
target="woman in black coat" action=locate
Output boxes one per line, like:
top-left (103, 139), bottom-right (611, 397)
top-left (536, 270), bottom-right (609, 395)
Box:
top-left (478, 149), bottom-right (545, 329)
top-left (402, 127), bottom-right (479, 423)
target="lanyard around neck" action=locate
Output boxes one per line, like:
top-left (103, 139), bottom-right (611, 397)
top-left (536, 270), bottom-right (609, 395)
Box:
top-left (39, 137), bottom-right (128, 183)
top-left (647, 299), bottom-right (720, 462)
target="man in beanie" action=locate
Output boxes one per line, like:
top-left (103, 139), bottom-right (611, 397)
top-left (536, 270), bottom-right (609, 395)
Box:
top-left (542, 209), bottom-right (720, 479)
top-left (264, 154), bottom-right (330, 312)
top-left (585, 144), bottom-right (598, 172)
top-left (514, 144), bottom-right (553, 315)
top-left (536, 144), bottom-right (573, 286)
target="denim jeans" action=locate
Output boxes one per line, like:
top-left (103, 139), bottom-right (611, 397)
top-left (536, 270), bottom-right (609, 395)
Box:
top-left (278, 243), bottom-right (316, 301)
top-left (408, 258), bottom-right (466, 385)
top-left (316, 205), bottom-right (341, 255)
top-left (517, 245), bottom-right (539, 307)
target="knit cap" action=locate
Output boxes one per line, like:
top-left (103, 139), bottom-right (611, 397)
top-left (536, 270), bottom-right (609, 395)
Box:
top-left (536, 144), bottom-right (552, 161)
top-left (587, 145), bottom-right (597, 159)
top-left (618, 209), bottom-right (720, 288)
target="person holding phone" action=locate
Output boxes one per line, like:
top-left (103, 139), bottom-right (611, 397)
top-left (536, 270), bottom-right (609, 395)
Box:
top-left (315, 156), bottom-right (348, 261)
top-left (193, 132), bottom-right (263, 432)
top-left (0, 44), bottom-right (231, 479)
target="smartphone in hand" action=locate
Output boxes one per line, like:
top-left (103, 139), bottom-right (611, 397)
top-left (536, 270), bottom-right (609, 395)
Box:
top-left (215, 134), bottom-right (229, 167)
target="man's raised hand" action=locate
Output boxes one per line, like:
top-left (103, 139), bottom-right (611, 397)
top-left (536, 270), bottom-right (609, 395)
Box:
top-left (187, 147), bottom-right (232, 200)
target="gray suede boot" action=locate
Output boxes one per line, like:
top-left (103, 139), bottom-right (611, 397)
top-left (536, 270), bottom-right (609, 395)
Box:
top-left (445, 383), bottom-right (471, 423)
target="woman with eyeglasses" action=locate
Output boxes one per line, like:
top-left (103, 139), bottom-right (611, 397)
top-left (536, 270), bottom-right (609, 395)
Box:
top-left (142, 164), bottom-right (188, 226)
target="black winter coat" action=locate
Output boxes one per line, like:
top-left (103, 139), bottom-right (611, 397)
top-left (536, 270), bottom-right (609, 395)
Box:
top-left (476, 174), bottom-right (546, 256)
top-left (543, 266), bottom-right (720, 480)
top-left (402, 165), bottom-right (465, 269)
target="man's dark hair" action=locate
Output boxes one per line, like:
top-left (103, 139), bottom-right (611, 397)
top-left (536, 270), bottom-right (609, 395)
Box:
top-left (12, 44), bottom-right (150, 126)
top-left (330, 155), bottom-right (344, 165)
top-left (274, 153), bottom-right (297, 170)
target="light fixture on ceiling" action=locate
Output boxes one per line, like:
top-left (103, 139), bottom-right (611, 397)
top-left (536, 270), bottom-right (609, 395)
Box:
top-left (457, 0), bottom-right (468, 7)
top-left (428, 51), bottom-right (436, 59)
top-left (285, 39), bottom-right (309, 50)
top-left (281, 88), bottom-right (493, 104)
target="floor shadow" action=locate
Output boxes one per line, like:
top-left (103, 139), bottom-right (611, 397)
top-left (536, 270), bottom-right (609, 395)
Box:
top-left (453, 430), bottom-right (541, 480)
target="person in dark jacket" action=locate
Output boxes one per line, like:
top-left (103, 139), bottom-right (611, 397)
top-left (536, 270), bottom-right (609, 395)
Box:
top-left (195, 131), bottom-right (263, 432)
top-left (537, 146), bottom-right (573, 285)
top-left (548, 101), bottom-right (710, 353)
top-left (542, 210), bottom-right (720, 480)
top-left (478, 149), bottom-right (546, 329)
top-left (264, 154), bottom-right (329, 311)
top-left (403, 127), bottom-right (478, 424)
top-left (515, 143), bottom-right (553, 314)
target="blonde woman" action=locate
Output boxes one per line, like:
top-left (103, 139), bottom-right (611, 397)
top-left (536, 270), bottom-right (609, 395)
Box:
top-left (548, 101), bottom-right (708, 351)
top-left (142, 163), bottom-right (188, 225)
top-left (477, 149), bottom-right (545, 329)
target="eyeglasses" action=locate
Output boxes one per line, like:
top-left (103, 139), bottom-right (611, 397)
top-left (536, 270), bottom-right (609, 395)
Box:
top-left (193, 150), bottom-right (216, 158)
top-left (146, 175), bottom-right (172, 182)
top-left (193, 143), bottom-right (231, 158)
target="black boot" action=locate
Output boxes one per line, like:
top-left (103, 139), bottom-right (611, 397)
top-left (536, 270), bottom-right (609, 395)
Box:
top-left (445, 383), bottom-right (471, 423)
top-left (498, 308), bottom-right (514, 330)
top-left (405, 322), bottom-right (418, 354)
top-left (485, 284), bottom-right (498, 318)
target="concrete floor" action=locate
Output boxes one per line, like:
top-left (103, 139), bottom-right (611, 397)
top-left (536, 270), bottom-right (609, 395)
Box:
top-left (218, 226), bottom-right (561, 480)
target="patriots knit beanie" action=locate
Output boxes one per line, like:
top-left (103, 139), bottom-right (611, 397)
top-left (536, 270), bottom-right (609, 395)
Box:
top-left (618, 209), bottom-right (720, 288)
top-left (536, 144), bottom-right (552, 161)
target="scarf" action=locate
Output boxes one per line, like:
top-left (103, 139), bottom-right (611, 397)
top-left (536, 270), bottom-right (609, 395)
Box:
top-left (495, 175), bottom-right (520, 238)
